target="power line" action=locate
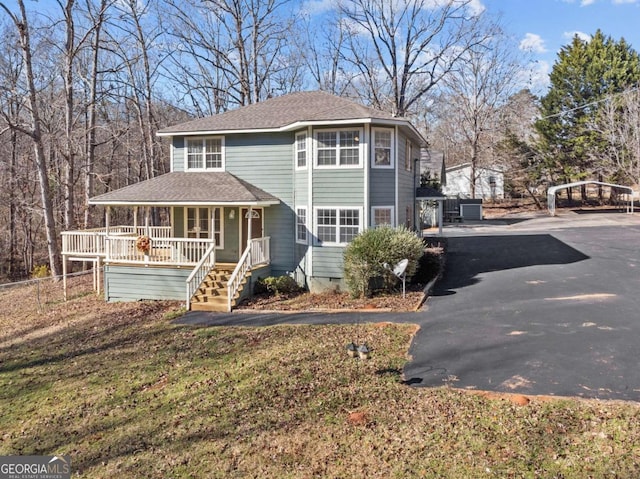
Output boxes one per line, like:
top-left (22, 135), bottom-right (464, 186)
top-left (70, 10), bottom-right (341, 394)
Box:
top-left (540, 86), bottom-right (640, 121)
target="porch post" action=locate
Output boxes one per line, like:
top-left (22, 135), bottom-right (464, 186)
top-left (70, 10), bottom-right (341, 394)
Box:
top-left (133, 206), bottom-right (138, 233)
top-left (105, 206), bottom-right (111, 234)
top-left (247, 206), bottom-right (253, 248)
top-left (247, 206), bottom-right (253, 268)
top-left (438, 199), bottom-right (444, 236)
top-left (62, 254), bottom-right (67, 301)
top-left (144, 207), bottom-right (150, 237)
top-left (96, 256), bottom-right (101, 295)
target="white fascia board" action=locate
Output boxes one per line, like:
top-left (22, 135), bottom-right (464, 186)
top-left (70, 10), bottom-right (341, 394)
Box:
top-left (157, 118), bottom-right (426, 141)
top-left (88, 200), bottom-right (281, 207)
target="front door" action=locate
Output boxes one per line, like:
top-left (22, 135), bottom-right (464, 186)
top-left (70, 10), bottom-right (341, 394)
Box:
top-left (241, 208), bottom-right (263, 253)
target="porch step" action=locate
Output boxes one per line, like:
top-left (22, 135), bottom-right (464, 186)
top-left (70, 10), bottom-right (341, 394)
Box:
top-left (189, 267), bottom-right (250, 312)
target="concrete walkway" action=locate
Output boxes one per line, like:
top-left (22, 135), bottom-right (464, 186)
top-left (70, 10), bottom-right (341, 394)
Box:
top-left (175, 210), bottom-right (640, 401)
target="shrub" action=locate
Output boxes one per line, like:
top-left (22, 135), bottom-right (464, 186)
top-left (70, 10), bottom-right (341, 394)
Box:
top-left (31, 264), bottom-right (50, 279)
top-left (255, 275), bottom-right (303, 296)
top-left (343, 226), bottom-right (424, 298)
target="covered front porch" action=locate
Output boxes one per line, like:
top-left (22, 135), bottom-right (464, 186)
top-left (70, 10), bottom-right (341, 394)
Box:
top-left (62, 172), bottom-right (280, 311)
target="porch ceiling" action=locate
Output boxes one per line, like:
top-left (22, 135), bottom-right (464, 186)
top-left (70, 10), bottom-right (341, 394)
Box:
top-left (89, 172), bottom-right (280, 207)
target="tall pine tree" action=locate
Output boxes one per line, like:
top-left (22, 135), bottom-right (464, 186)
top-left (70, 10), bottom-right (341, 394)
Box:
top-left (536, 30), bottom-right (640, 197)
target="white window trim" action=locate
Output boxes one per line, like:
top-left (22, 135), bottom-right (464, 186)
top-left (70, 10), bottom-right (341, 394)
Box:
top-left (295, 206), bottom-right (308, 244)
top-left (405, 138), bottom-right (412, 171)
top-left (372, 127), bottom-right (395, 169)
top-left (313, 127), bottom-right (363, 169)
top-left (313, 206), bottom-right (363, 246)
top-left (371, 206), bottom-right (395, 227)
top-left (295, 131), bottom-right (308, 170)
top-left (185, 136), bottom-right (225, 171)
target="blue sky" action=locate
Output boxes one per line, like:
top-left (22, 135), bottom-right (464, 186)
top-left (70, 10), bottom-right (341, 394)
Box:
top-left (483, 0), bottom-right (640, 90)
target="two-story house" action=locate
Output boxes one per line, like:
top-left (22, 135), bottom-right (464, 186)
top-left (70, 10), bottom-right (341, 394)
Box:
top-left (62, 91), bottom-right (426, 311)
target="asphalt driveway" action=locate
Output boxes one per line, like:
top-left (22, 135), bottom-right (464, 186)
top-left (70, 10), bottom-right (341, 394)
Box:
top-left (404, 211), bottom-right (640, 401)
top-left (177, 211), bottom-right (640, 401)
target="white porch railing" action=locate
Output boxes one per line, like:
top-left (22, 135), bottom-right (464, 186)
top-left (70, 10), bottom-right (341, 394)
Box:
top-left (62, 230), bottom-right (108, 256)
top-left (106, 236), bottom-right (213, 266)
top-left (62, 226), bottom-right (172, 257)
top-left (185, 243), bottom-right (217, 310)
top-left (227, 237), bottom-right (270, 312)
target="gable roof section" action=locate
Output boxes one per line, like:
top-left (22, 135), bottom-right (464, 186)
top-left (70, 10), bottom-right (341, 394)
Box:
top-left (157, 91), bottom-right (425, 145)
top-left (89, 172), bottom-right (280, 206)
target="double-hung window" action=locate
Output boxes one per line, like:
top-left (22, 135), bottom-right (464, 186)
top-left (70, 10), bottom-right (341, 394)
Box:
top-left (186, 137), bottom-right (224, 170)
top-left (372, 206), bottom-right (394, 227)
top-left (296, 132), bottom-right (307, 169)
top-left (315, 207), bottom-right (361, 245)
top-left (405, 139), bottom-right (413, 171)
top-left (372, 128), bottom-right (394, 168)
top-left (296, 207), bottom-right (308, 244)
top-left (316, 129), bottom-right (361, 167)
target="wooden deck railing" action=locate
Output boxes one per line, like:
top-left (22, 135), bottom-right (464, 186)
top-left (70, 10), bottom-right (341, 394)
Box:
top-left (185, 243), bottom-right (217, 310)
top-left (63, 226), bottom-right (211, 267)
top-left (106, 236), bottom-right (213, 266)
top-left (227, 237), bottom-right (270, 312)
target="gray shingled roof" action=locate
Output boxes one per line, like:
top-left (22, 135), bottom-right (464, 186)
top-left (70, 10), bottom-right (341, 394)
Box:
top-left (158, 91), bottom-right (403, 134)
top-left (89, 172), bottom-right (280, 205)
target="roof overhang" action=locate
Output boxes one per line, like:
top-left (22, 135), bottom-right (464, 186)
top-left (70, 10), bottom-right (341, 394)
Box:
top-left (87, 172), bottom-right (281, 207)
top-left (88, 199), bottom-right (280, 207)
top-left (157, 118), bottom-right (427, 147)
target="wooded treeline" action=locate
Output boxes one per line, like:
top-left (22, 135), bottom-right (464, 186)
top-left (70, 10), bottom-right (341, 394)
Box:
top-left (0, 0), bottom-right (639, 281)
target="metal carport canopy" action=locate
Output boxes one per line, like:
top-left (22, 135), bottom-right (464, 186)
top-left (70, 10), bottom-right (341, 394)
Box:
top-left (547, 180), bottom-right (635, 216)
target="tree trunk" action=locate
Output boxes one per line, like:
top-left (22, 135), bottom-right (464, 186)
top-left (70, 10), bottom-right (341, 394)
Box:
top-left (2, 0), bottom-right (63, 278)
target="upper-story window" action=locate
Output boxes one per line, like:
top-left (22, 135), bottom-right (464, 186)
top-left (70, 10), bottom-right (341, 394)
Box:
top-left (405, 138), bottom-right (413, 171)
top-left (372, 128), bottom-right (394, 168)
top-left (186, 137), bottom-right (224, 170)
top-left (315, 129), bottom-right (362, 168)
top-left (296, 132), bottom-right (307, 169)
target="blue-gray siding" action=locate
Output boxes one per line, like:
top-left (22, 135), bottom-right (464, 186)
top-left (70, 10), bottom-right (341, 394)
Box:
top-left (104, 265), bottom-right (190, 301)
top-left (225, 133), bottom-right (295, 276)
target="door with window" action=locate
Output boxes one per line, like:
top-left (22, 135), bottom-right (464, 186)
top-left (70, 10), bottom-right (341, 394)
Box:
top-left (241, 208), bottom-right (263, 252)
top-left (186, 207), bottom-right (222, 246)
top-left (187, 207), bottom-right (210, 239)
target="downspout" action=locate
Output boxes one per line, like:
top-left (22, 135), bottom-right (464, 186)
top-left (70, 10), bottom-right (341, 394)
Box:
top-left (414, 157), bottom-right (419, 236)
top-left (394, 126), bottom-right (399, 226)
top-left (308, 126), bottom-right (313, 279)
top-left (364, 124), bottom-right (370, 227)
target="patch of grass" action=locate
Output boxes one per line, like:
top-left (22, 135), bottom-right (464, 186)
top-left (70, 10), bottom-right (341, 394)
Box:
top-left (1, 276), bottom-right (640, 477)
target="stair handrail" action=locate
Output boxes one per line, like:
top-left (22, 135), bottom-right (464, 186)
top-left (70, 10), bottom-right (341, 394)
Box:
top-left (186, 241), bottom-right (216, 310)
top-left (227, 243), bottom-right (252, 313)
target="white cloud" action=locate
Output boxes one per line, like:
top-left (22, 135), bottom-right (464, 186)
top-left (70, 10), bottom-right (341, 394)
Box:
top-left (424, 0), bottom-right (485, 16)
top-left (563, 30), bottom-right (592, 42)
top-left (613, 0), bottom-right (639, 4)
top-left (580, 0), bottom-right (596, 5)
top-left (301, 0), bottom-right (336, 15)
top-left (520, 60), bottom-right (551, 94)
top-left (466, 0), bottom-right (486, 15)
top-left (519, 33), bottom-right (547, 53)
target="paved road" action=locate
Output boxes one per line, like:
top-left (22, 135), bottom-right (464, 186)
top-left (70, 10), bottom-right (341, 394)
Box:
top-left (178, 211), bottom-right (640, 401)
top-left (405, 211), bottom-right (640, 401)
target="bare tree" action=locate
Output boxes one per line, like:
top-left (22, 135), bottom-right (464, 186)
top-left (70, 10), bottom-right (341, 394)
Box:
top-left (0, 0), bottom-right (62, 277)
top-left (302, 15), bottom-right (355, 96)
top-left (163, 0), bottom-right (297, 114)
top-left (596, 87), bottom-right (640, 186)
top-left (433, 23), bottom-right (523, 197)
top-left (337, 0), bottom-right (491, 116)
